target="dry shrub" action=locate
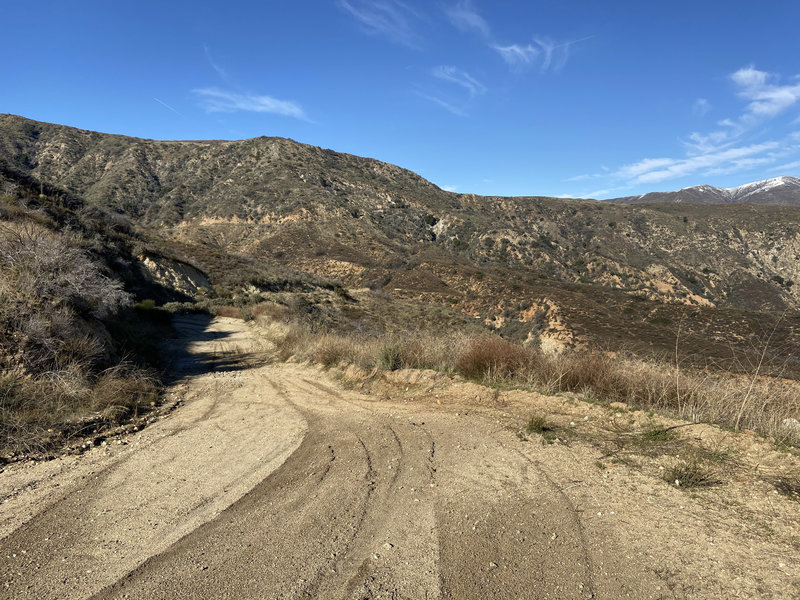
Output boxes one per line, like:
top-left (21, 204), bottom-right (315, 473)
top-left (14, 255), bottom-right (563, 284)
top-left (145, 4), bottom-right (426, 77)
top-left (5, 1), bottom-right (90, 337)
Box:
top-left (215, 305), bottom-right (242, 318)
top-left (527, 352), bottom-right (800, 444)
top-left (663, 457), bottom-right (722, 488)
top-left (90, 366), bottom-right (158, 419)
top-left (258, 319), bottom-right (315, 362)
top-left (0, 364), bottom-right (158, 455)
top-left (0, 220), bottom-right (167, 456)
top-left (456, 336), bottom-right (531, 380)
top-left (556, 353), bottom-right (624, 394)
top-left (254, 313), bottom-right (799, 444)
top-left (395, 332), bottom-right (464, 372)
top-left (251, 302), bottom-right (288, 320)
top-left (313, 334), bottom-right (355, 368)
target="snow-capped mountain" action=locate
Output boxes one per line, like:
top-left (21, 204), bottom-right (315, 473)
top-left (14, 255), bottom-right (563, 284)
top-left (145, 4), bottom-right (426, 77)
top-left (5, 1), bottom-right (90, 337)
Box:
top-left (610, 176), bottom-right (800, 205)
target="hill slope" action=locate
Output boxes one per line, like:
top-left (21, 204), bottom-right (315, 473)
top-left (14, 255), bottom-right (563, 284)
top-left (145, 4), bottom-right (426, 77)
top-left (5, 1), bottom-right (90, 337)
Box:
top-left (2, 114), bottom-right (799, 372)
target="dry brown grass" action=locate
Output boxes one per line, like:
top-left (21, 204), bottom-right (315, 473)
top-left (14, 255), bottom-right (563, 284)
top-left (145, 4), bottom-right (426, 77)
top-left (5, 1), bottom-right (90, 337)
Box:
top-left (0, 218), bottom-right (163, 457)
top-left (0, 365), bottom-right (158, 456)
top-left (257, 317), bottom-right (463, 373)
top-left (456, 336), bottom-right (531, 379)
top-left (214, 305), bottom-right (242, 318)
top-left (255, 317), bottom-right (800, 446)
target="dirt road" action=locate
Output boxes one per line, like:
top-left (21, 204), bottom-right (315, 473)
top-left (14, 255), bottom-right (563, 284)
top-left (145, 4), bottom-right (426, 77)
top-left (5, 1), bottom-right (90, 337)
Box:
top-left (2, 316), bottom-right (798, 599)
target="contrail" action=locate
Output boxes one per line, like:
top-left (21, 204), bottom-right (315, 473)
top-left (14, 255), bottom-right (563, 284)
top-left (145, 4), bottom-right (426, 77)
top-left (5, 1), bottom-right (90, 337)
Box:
top-left (153, 97), bottom-right (183, 116)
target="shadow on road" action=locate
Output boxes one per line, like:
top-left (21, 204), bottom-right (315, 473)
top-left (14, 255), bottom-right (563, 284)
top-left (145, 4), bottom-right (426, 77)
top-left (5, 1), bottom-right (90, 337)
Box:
top-left (161, 314), bottom-right (270, 384)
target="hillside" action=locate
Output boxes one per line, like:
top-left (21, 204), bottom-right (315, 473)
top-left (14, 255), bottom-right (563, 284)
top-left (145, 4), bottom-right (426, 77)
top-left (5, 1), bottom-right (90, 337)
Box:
top-left (610, 176), bottom-right (800, 206)
top-left (2, 114), bottom-right (800, 375)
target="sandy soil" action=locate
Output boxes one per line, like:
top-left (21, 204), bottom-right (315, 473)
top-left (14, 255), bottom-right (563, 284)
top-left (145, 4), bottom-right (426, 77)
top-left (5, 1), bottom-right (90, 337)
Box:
top-left (1, 316), bottom-right (798, 599)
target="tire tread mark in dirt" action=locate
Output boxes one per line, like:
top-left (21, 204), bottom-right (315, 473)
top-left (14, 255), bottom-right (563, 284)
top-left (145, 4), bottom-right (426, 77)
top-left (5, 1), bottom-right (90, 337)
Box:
top-left (266, 376), bottom-right (388, 599)
top-left (265, 378), bottom-right (338, 488)
top-left (301, 435), bottom-right (377, 600)
top-left (514, 448), bottom-right (597, 598)
top-left (386, 424), bottom-right (405, 489)
top-left (299, 378), bottom-right (377, 414)
top-left (302, 378), bottom-right (344, 398)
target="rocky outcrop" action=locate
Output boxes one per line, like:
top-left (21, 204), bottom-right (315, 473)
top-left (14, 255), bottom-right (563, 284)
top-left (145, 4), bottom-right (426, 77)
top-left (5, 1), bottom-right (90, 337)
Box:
top-left (138, 256), bottom-right (209, 296)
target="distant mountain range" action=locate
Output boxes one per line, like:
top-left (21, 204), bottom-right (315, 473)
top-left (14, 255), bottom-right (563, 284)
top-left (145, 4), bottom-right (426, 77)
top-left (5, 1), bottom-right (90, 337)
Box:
top-left (610, 176), bottom-right (800, 205)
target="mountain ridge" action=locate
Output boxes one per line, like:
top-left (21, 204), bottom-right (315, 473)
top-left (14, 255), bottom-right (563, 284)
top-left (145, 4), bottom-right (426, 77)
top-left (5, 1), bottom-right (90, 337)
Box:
top-left (610, 176), bottom-right (800, 205)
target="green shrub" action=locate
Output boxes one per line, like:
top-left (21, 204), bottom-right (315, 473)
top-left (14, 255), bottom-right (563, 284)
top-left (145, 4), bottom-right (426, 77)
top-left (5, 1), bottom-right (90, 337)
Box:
top-left (378, 344), bottom-right (402, 371)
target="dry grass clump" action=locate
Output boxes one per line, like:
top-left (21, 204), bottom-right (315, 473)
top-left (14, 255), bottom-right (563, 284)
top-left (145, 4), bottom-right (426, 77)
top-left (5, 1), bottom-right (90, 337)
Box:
top-left (214, 305), bottom-right (243, 319)
top-left (257, 317), bottom-right (462, 373)
top-left (506, 351), bottom-right (799, 444)
top-left (456, 336), bottom-right (532, 380)
top-left (772, 475), bottom-right (800, 501)
top-left (0, 365), bottom-right (157, 455)
top-left (313, 334), bottom-right (366, 368)
top-left (662, 457), bottom-right (722, 488)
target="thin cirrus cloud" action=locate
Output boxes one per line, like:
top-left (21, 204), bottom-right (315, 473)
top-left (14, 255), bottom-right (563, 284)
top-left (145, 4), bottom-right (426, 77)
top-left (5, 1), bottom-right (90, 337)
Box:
top-left (337, 0), bottom-right (423, 48)
top-left (572, 66), bottom-right (800, 196)
top-left (203, 45), bottom-right (230, 83)
top-left (493, 37), bottom-right (590, 72)
top-left (444, 0), bottom-right (490, 38)
top-left (769, 159), bottom-right (800, 172)
top-left (616, 142), bottom-right (782, 184)
top-left (687, 66), bottom-right (800, 155)
top-left (492, 43), bottom-right (539, 66)
top-left (432, 65), bottom-right (486, 97)
top-left (442, 2), bottom-right (588, 73)
top-left (733, 65), bottom-right (800, 118)
top-left (415, 92), bottom-right (467, 117)
top-left (193, 88), bottom-right (308, 121)
top-left (693, 98), bottom-right (711, 117)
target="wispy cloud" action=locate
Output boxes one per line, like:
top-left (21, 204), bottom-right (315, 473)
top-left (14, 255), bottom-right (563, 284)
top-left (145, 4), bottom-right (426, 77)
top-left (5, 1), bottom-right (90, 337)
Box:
top-left (492, 43), bottom-right (539, 67)
top-left (153, 97), bottom-right (183, 116)
top-left (617, 142), bottom-right (782, 184)
top-left (570, 66), bottom-right (800, 194)
top-left (585, 188), bottom-right (612, 198)
top-left (768, 159), bottom-right (800, 173)
top-left (693, 98), bottom-right (711, 117)
top-left (733, 66), bottom-right (800, 119)
top-left (493, 36), bottom-right (589, 72)
top-left (685, 67), bottom-right (800, 155)
top-left (444, 1), bottom-right (490, 38)
top-left (193, 88), bottom-right (307, 120)
top-left (565, 173), bottom-right (603, 182)
top-left (203, 45), bottom-right (230, 83)
top-left (432, 65), bottom-right (486, 97)
top-left (338, 0), bottom-right (423, 48)
top-left (416, 92), bottom-right (467, 116)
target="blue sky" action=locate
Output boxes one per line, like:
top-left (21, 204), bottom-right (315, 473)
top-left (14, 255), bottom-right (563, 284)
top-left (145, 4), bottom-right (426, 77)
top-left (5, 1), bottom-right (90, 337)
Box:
top-left (3, 1), bottom-right (800, 199)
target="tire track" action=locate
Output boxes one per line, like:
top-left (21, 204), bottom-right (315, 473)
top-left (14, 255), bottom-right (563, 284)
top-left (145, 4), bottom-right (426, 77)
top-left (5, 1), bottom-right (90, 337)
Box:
top-left (514, 447), bottom-right (596, 598)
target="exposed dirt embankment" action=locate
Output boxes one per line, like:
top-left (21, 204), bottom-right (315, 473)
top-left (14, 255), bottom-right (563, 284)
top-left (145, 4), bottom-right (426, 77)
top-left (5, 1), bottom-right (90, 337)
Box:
top-left (1, 316), bottom-right (798, 599)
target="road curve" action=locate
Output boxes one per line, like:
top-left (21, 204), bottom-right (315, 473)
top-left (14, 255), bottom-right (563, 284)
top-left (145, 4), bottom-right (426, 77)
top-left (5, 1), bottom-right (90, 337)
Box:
top-left (1, 316), bottom-right (669, 599)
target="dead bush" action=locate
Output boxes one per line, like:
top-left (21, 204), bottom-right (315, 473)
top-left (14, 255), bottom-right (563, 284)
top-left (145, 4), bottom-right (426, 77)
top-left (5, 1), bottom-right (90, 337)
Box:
top-left (215, 305), bottom-right (242, 318)
top-left (251, 302), bottom-right (288, 320)
top-left (90, 366), bottom-right (158, 419)
top-left (313, 334), bottom-right (353, 368)
top-left (456, 336), bottom-right (531, 380)
top-left (0, 365), bottom-right (157, 455)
